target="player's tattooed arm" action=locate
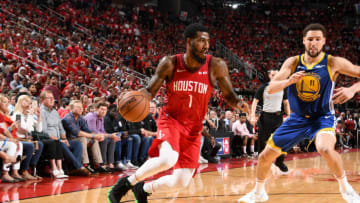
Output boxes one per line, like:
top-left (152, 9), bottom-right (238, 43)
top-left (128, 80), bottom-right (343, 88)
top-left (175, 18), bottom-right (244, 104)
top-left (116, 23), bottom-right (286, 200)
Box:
top-left (212, 57), bottom-right (249, 114)
top-left (140, 56), bottom-right (175, 100)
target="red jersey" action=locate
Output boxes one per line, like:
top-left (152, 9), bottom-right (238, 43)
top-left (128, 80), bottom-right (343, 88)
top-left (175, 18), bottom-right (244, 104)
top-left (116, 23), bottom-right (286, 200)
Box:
top-left (161, 54), bottom-right (213, 128)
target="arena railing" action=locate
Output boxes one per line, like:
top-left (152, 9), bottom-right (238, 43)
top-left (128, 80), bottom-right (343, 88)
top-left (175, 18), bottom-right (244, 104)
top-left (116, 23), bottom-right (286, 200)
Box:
top-left (1, 49), bottom-right (62, 87)
top-left (37, 4), bottom-right (149, 81)
top-left (1, 8), bottom-right (148, 85)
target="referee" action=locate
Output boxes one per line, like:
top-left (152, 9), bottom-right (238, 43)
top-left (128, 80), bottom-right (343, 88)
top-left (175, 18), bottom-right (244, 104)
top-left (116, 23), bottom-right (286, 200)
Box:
top-left (250, 68), bottom-right (290, 173)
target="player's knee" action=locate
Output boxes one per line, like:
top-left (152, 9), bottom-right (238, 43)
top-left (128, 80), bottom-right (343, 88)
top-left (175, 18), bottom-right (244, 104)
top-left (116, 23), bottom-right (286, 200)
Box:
top-left (316, 146), bottom-right (332, 156)
top-left (258, 150), bottom-right (274, 162)
top-left (159, 150), bottom-right (179, 169)
top-left (173, 171), bottom-right (192, 188)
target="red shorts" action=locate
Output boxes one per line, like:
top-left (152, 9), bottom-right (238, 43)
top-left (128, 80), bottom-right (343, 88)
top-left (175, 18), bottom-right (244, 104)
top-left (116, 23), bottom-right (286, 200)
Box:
top-left (148, 116), bottom-right (201, 169)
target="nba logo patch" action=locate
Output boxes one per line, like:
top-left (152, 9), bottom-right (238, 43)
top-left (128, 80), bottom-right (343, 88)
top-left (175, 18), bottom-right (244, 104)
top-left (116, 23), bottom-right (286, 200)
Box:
top-left (216, 137), bottom-right (230, 155)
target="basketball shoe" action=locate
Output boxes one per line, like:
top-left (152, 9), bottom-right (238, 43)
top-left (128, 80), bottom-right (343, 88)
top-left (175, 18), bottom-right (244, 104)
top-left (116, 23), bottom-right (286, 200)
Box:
top-left (237, 189), bottom-right (268, 203)
top-left (132, 181), bottom-right (151, 203)
top-left (107, 176), bottom-right (132, 203)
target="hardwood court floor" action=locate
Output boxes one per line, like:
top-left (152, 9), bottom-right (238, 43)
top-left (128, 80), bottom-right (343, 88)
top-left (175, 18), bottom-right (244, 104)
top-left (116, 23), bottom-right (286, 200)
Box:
top-left (3, 149), bottom-right (360, 203)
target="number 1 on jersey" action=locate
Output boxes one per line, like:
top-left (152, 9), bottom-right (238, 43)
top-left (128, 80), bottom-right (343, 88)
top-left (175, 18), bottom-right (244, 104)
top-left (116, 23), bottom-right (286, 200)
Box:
top-left (188, 95), bottom-right (192, 108)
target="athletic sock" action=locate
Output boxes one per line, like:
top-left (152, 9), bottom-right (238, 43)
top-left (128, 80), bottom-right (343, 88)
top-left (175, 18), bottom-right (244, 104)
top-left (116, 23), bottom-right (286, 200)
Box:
top-left (254, 178), bottom-right (265, 194)
top-left (250, 145), bottom-right (254, 153)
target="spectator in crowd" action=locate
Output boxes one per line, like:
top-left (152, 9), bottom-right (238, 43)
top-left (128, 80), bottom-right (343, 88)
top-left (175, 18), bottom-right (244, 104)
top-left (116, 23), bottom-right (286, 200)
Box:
top-left (61, 100), bottom-right (108, 174)
top-left (345, 114), bottom-right (356, 147)
top-left (86, 103), bottom-right (96, 114)
top-left (232, 113), bottom-right (255, 158)
top-left (0, 128), bottom-right (21, 182)
top-left (104, 104), bottom-right (128, 170)
top-left (84, 102), bottom-right (120, 172)
top-left (0, 94), bottom-right (28, 180)
top-left (205, 110), bottom-right (225, 133)
top-left (58, 97), bottom-right (70, 118)
top-left (13, 94), bottom-right (67, 178)
top-left (139, 100), bottom-right (157, 165)
top-left (200, 126), bottom-right (221, 163)
top-left (11, 95), bottom-right (44, 180)
top-left (43, 75), bottom-right (61, 103)
top-left (125, 120), bottom-right (142, 168)
top-left (40, 90), bottom-right (90, 176)
top-left (8, 94), bottom-right (16, 115)
top-left (336, 120), bottom-right (349, 149)
top-left (9, 73), bottom-right (21, 90)
top-left (223, 110), bottom-right (233, 131)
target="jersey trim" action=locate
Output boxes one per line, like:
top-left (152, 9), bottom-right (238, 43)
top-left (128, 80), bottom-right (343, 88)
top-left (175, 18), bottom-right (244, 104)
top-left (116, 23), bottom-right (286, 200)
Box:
top-left (327, 54), bottom-right (334, 81)
top-left (291, 56), bottom-right (300, 74)
top-left (300, 52), bottom-right (325, 70)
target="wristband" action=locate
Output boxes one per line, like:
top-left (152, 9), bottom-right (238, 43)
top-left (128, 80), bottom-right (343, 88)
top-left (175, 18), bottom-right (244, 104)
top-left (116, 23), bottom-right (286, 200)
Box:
top-left (2, 137), bottom-right (8, 148)
top-left (8, 127), bottom-right (11, 133)
top-left (108, 133), bottom-right (111, 138)
top-left (90, 134), bottom-right (95, 144)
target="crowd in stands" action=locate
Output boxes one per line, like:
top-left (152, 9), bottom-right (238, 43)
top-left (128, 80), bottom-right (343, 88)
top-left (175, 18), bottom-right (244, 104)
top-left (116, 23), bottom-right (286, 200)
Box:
top-left (0, 0), bottom-right (359, 183)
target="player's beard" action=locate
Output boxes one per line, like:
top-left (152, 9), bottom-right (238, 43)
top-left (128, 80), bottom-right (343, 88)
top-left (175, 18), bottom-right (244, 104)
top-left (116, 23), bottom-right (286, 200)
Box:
top-left (190, 43), bottom-right (206, 64)
top-left (306, 47), bottom-right (322, 58)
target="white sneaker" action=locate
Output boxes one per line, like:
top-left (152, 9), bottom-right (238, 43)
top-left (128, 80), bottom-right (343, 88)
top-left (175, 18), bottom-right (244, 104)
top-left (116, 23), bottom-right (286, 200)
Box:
top-left (125, 161), bottom-right (139, 169)
top-left (116, 162), bottom-right (128, 170)
top-left (198, 155), bottom-right (208, 164)
top-left (237, 189), bottom-right (268, 203)
top-left (58, 169), bottom-right (69, 178)
top-left (341, 188), bottom-right (360, 203)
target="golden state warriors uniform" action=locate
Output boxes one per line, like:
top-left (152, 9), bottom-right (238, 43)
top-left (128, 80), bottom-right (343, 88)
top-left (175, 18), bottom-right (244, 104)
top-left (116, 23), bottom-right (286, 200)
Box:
top-left (268, 53), bottom-right (336, 153)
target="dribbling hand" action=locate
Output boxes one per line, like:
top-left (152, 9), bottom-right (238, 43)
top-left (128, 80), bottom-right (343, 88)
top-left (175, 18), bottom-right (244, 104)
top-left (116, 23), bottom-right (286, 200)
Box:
top-left (288, 71), bottom-right (305, 84)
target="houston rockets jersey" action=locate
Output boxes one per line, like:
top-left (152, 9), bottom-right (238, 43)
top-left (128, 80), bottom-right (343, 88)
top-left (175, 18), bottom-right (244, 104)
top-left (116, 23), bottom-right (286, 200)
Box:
top-left (161, 54), bottom-right (213, 127)
top-left (287, 52), bottom-right (335, 117)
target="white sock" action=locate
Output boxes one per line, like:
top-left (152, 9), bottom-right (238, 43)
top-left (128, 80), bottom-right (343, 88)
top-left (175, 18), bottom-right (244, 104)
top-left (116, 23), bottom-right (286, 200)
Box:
top-left (242, 146), bottom-right (246, 154)
top-left (254, 179), bottom-right (265, 194)
top-left (128, 142), bottom-right (178, 186)
top-left (336, 173), bottom-right (353, 193)
top-left (143, 181), bottom-right (154, 193)
top-left (127, 173), bottom-right (138, 186)
top-left (250, 145), bottom-right (254, 153)
top-left (143, 168), bottom-right (194, 194)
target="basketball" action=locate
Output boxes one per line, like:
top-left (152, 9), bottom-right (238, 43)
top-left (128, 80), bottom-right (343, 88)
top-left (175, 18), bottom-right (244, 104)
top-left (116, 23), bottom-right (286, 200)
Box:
top-left (118, 91), bottom-right (150, 122)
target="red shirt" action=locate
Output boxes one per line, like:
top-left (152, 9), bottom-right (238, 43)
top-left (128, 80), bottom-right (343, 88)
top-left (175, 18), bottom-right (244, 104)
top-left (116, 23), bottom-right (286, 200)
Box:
top-left (160, 54), bottom-right (213, 130)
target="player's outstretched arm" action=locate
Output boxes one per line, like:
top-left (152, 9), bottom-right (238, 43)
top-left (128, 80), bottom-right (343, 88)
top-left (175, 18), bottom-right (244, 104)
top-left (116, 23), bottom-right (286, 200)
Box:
top-left (267, 56), bottom-right (304, 94)
top-left (139, 56), bottom-right (175, 100)
top-left (212, 57), bottom-right (249, 113)
top-left (330, 56), bottom-right (360, 104)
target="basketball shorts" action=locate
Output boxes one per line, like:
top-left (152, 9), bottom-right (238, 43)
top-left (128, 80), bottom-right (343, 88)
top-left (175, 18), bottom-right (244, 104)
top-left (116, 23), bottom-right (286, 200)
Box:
top-left (148, 115), bottom-right (202, 169)
top-left (267, 112), bottom-right (336, 154)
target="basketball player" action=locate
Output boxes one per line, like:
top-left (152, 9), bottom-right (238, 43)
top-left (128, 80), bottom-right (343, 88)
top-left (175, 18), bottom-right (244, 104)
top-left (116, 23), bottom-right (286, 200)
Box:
top-left (238, 23), bottom-right (360, 203)
top-left (107, 23), bottom-right (249, 203)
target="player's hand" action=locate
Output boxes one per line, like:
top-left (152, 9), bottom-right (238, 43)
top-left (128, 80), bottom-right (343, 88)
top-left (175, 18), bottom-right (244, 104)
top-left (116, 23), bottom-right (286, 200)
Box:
top-left (332, 87), bottom-right (356, 104)
top-left (238, 101), bottom-right (250, 114)
top-left (288, 71), bottom-right (305, 85)
top-left (249, 114), bottom-right (256, 126)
